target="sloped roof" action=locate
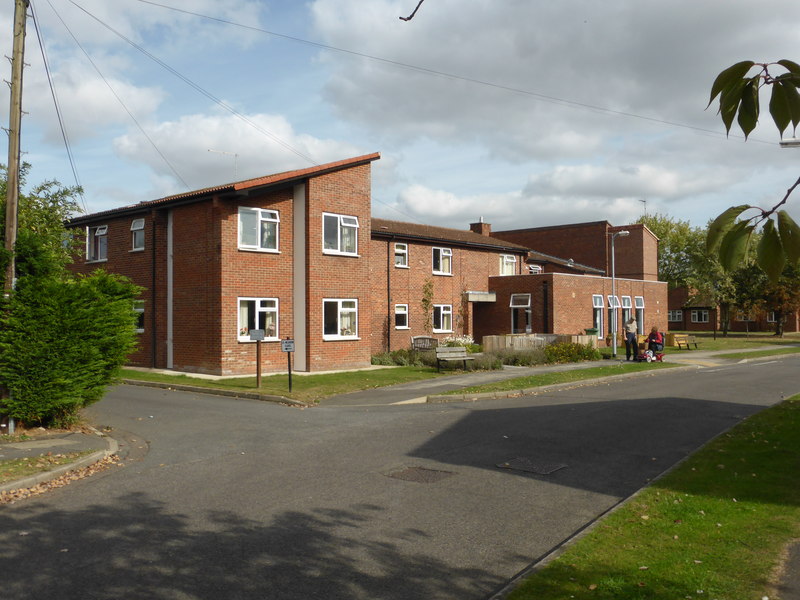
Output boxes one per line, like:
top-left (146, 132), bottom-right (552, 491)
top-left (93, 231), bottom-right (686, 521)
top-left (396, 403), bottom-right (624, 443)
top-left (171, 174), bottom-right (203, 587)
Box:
top-left (70, 152), bottom-right (380, 225)
top-left (527, 250), bottom-right (604, 274)
top-left (371, 218), bottom-right (529, 252)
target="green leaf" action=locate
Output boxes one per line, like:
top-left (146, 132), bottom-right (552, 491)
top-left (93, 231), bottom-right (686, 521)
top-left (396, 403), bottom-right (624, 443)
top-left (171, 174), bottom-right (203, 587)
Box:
top-left (777, 210), bottom-right (800, 264)
top-left (718, 78), bottom-right (748, 134)
top-left (737, 78), bottom-right (760, 139)
top-left (770, 83), bottom-right (791, 136)
top-left (780, 81), bottom-right (800, 132)
top-left (777, 59), bottom-right (800, 74)
top-left (708, 61), bottom-right (755, 107)
top-left (707, 205), bottom-right (750, 253)
top-left (757, 219), bottom-right (785, 282)
top-left (718, 221), bottom-right (754, 271)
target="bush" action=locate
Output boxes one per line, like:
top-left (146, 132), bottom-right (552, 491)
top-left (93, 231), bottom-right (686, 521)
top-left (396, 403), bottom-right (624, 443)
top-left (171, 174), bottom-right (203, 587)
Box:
top-left (371, 348), bottom-right (426, 367)
top-left (494, 348), bottom-right (548, 366)
top-left (0, 270), bottom-right (141, 427)
top-left (442, 335), bottom-right (482, 353)
top-left (543, 342), bottom-right (601, 364)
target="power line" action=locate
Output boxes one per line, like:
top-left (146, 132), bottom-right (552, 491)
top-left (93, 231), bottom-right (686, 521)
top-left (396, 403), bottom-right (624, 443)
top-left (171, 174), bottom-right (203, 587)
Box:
top-left (29, 0), bottom-right (87, 212)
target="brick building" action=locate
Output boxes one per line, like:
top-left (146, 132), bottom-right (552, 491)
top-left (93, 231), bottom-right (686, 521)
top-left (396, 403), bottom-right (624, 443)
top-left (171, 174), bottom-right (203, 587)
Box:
top-left (69, 153), bottom-right (667, 375)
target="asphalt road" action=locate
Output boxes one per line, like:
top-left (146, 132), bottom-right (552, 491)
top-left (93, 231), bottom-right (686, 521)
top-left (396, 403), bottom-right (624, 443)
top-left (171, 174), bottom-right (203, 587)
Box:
top-left (0, 356), bottom-right (797, 600)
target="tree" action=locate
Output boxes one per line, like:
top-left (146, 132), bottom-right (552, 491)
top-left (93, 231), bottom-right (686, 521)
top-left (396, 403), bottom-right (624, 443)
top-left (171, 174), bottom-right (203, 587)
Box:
top-left (0, 165), bottom-right (142, 427)
top-left (636, 213), bottom-right (705, 289)
top-left (707, 60), bottom-right (800, 281)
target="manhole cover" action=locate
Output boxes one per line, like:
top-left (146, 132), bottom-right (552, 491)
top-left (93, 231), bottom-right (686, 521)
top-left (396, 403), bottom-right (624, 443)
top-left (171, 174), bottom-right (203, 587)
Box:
top-left (497, 457), bottom-right (567, 475)
top-left (386, 466), bottom-right (454, 483)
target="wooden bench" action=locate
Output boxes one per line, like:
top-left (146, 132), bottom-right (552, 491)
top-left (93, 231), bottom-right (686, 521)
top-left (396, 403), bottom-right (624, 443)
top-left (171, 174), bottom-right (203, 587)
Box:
top-left (673, 334), bottom-right (699, 350)
top-left (435, 346), bottom-right (475, 371)
top-left (411, 335), bottom-right (438, 351)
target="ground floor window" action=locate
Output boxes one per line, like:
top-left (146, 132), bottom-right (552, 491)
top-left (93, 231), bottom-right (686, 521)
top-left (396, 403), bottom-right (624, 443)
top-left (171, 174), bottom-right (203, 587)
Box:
top-left (133, 300), bottom-right (145, 333)
top-left (668, 310), bottom-right (683, 322)
top-left (510, 293), bottom-right (531, 333)
top-left (433, 304), bottom-right (453, 333)
top-left (768, 311), bottom-right (777, 323)
top-left (691, 309), bottom-right (709, 323)
top-left (634, 296), bottom-right (645, 334)
top-left (395, 304), bottom-right (409, 329)
top-left (238, 298), bottom-right (279, 341)
top-left (736, 311), bottom-right (755, 322)
top-left (323, 299), bottom-right (358, 338)
top-left (592, 294), bottom-right (604, 336)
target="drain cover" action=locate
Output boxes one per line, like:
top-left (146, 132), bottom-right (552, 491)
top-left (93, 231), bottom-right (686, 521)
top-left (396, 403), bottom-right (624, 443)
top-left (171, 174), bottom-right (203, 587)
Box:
top-left (386, 466), bottom-right (454, 483)
top-left (497, 457), bottom-right (567, 475)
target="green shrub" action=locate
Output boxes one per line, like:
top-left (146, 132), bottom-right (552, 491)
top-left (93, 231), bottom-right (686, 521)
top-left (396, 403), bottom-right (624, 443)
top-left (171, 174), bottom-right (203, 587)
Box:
top-left (0, 270), bottom-right (141, 427)
top-left (371, 349), bottom-right (426, 367)
top-left (543, 342), bottom-right (601, 364)
top-left (494, 348), bottom-right (548, 366)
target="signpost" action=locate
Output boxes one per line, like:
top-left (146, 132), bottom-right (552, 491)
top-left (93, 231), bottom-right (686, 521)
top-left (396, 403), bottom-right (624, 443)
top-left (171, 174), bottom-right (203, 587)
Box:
top-left (249, 330), bottom-right (265, 388)
top-left (281, 338), bottom-right (295, 392)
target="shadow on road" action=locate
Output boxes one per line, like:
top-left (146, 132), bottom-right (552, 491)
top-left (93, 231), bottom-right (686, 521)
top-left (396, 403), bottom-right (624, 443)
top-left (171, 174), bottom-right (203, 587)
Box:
top-left (0, 493), bottom-right (504, 599)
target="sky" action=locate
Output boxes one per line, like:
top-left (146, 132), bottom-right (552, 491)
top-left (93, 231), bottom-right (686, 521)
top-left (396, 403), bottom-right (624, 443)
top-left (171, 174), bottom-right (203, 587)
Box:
top-left (2, 0), bottom-right (800, 233)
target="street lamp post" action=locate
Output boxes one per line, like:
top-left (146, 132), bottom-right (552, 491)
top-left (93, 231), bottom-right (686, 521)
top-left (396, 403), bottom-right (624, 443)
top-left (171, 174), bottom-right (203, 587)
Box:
top-left (610, 230), bottom-right (630, 359)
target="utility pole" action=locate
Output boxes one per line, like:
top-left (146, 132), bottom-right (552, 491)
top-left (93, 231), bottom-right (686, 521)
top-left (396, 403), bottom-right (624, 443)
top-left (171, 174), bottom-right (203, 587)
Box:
top-left (4, 0), bottom-right (29, 294)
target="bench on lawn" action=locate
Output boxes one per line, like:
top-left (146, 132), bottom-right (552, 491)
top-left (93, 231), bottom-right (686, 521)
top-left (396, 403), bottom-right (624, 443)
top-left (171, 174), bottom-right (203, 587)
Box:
top-left (411, 335), bottom-right (438, 351)
top-left (673, 333), bottom-right (699, 350)
top-left (435, 346), bottom-right (475, 372)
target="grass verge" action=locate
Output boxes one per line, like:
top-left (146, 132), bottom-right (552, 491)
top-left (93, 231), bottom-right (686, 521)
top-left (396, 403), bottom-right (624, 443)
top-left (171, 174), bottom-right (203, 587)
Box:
top-left (507, 395), bottom-right (800, 600)
top-left (121, 366), bottom-right (448, 404)
top-left (446, 361), bottom-right (676, 395)
top-left (718, 347), bottom-right (800, 361)
top-left (0, 451), bottom-right (93, 485)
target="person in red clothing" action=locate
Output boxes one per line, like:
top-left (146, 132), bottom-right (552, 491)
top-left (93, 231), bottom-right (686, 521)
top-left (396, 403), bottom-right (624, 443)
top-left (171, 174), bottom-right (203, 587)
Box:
top-left (647, 326), bottom-right (664, 353)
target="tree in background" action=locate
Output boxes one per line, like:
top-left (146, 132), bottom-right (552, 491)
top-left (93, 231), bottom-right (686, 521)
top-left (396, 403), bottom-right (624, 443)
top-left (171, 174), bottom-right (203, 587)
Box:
top-left (637, 213), bottom-right (705, 289)
top-left (0, 165), bottom-right (141, 427)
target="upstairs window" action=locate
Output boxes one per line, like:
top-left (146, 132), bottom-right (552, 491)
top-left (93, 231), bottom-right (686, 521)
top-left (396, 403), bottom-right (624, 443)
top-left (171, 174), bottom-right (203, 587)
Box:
top-left (239, 208), bottom-right (279, 252)
top-left (499, 254), bottom-right (516, 275)
top-left (528, 264), bottom-right (542, 274)
top-left (323, 213), bottom-right (358, 255)
top-left (131, 218), bottom-right (145, 251)
top-left (394, 243), bottom-right (408, 267)
top-left (432, 247), bottom-right (452, 275)
top-left (87, 225), bottom-right (108, 262)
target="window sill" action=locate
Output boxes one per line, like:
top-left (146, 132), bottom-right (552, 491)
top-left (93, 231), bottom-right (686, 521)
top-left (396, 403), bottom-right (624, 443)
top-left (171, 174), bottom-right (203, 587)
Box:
top-left (86, 259), bottom-right (108, 264)
top-left (395, 326), bottom-right (410, 330)
top-left (238, 338), bottom-right (280, 343)
top-left (130, 248), bottom-right (145, 253)
top-left (323, 335), bottom-right (360, 341)
top-left (323, 250), bottom-right (360, 258)
top-left (432, 330), bottom-right (453, 334)
top-left (394, 264), bottom-right (410, 269)
top-left (238, 247), bottom-right (280, 254)
top-left (432, 272), bottom-right (453, 277)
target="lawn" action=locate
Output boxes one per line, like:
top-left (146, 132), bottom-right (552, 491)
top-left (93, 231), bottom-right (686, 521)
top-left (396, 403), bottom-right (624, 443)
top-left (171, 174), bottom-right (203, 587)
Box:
top-left (0, 451), bottom-right (93, 485)
top-left (507, 395), bottom-right (800, 600)
top-left (121, 365), bottom-right (448, 404)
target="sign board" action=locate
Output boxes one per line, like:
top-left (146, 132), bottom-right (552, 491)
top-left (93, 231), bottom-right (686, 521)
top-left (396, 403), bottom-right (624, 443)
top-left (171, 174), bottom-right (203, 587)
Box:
top-left (281, 339), bottom-right (295, 353)
top-left (249, 329), bottom-right (265, 341)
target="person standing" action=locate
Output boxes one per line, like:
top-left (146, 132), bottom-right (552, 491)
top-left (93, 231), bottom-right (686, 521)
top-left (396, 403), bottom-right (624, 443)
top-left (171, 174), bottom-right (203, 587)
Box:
top-left (624, 316), bottom-right (639, 361)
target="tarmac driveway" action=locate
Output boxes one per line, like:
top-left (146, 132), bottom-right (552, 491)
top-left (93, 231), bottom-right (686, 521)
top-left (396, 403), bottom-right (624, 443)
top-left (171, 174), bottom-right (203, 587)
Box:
top-left (0, 356), bottom-right (797, 599)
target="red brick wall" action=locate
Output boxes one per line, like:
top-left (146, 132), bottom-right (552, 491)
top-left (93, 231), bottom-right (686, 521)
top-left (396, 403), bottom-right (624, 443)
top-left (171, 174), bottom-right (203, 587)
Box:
top-left (369, 237), bottom-right (527, 353)
top-left (493, 222), bottom-right (610, 272)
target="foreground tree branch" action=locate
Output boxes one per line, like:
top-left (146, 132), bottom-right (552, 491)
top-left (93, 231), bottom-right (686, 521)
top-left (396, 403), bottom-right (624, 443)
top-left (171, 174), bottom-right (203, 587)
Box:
top-left (400, 0), bottom-right (426, 21)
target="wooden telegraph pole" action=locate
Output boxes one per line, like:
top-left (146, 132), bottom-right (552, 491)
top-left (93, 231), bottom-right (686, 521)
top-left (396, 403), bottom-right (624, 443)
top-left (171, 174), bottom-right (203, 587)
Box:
top-left (4, 0), bottom-right (29, 294)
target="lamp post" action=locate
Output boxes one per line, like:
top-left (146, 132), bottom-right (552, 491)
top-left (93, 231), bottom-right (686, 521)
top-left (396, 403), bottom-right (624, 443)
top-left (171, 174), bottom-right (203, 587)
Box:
top-left (610, 230), bottom-right (630, 359)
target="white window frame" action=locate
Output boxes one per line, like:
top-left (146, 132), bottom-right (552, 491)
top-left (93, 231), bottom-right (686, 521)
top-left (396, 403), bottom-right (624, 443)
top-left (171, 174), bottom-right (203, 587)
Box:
top-left (323, 298), bottom-right (358, 339)
top-left (394, 243), bottom-right (409, 268)
top-left (86, 225), bottom-right (108, 262)
top-left (592, 295), bottom-right (604, 336)
top-left (736, 311), bottom-right (755, 322)
top-left (237, 297), bottom-right (279, 342)
top-left (433, 304), bottom-right (453, 333)
top-left (607, 295), bottom-right (621, 308)
top-left (322, 213), bottom-right (359, 256)
top-left (432, 247), bottom-right (452, 276)
top-left (238, 207), bottom-right (280, 252)
top-left (668, 310), bottom-right (683, 322)
top-left (528, 264), bottom-right (542, 274)
top-left (133, 300), bottom-right (145, 333)
top-left (394, 304), bottom-right (409, 329)
top-left (499, 254), bottom-right (517, 275)
top-left (691, 309), bottom-right (709, 324)
top-left (767, 311), bottom-right (777, 323)
top-left (510, 293), bottom-right (531, 308)
top-left (592, 295), bottom-right (604, 309)
top-left (130, 218), bottom-right (145, 252)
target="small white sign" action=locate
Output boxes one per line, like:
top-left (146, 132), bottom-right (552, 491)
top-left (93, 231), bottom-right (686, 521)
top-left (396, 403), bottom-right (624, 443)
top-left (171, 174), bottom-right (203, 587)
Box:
top-left (281, 339), bottom-right (295, 353)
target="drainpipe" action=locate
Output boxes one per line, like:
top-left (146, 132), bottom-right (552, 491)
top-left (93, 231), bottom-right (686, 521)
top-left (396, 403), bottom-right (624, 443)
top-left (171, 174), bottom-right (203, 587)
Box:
top-left (542, 280), bottom-right (550, 333)
top-left (386, 238), bottom-right (392, 352)
top-left (150, 211), bottom-right (157, 367)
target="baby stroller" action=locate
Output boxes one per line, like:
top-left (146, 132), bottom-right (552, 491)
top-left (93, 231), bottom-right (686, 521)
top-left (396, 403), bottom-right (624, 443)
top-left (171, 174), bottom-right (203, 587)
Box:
top-left (634, 333), bottom-right (665, 363)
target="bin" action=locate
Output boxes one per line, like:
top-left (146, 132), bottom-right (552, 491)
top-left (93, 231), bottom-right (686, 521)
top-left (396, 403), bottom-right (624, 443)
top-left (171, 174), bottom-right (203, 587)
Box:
top-left (584, 328), bottom-right (598, 336)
